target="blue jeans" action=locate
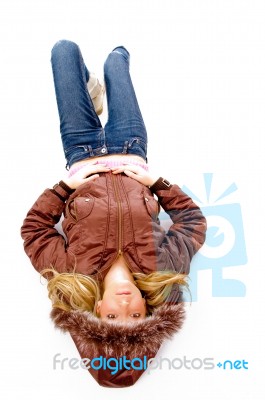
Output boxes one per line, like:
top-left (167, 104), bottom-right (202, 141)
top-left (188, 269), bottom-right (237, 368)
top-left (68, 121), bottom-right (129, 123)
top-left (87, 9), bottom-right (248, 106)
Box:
top-left (51, 40), bottom-right (148, 169)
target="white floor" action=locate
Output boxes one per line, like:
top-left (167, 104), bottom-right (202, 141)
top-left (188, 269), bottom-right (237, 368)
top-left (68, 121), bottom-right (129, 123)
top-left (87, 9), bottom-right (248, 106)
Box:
top-left (0, 1), bottom-right (264, 399)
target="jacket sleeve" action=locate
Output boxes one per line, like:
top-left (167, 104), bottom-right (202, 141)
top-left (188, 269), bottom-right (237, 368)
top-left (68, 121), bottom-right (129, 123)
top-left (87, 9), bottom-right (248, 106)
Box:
top-left (21, 188), bottom-right (75, 274)
top-left (154, 184), bottom-right (207, 275)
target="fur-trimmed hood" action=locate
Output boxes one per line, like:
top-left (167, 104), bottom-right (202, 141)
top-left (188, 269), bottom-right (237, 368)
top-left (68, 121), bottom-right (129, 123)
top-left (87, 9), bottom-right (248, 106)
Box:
top-left (51, 303), bottom-right (186, 387)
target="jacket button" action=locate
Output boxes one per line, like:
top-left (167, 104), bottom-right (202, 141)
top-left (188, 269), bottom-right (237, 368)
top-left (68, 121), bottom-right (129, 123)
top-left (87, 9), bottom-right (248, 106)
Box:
top-left (101, 148), bottom-right (107, 154)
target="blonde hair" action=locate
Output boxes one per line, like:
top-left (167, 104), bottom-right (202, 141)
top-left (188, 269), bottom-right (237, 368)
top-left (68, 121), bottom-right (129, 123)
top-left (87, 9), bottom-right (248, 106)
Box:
top-left (133, 272), bottom-right (189, 313)
top-left (41, 268), bottom-right (189, 316)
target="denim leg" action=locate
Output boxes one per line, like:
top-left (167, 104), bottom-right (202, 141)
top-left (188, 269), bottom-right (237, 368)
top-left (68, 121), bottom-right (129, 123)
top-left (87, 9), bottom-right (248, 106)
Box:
top-left (51, 40), bottom-right (105, 168)
top-left (103, 46), bottom-right (148, 160)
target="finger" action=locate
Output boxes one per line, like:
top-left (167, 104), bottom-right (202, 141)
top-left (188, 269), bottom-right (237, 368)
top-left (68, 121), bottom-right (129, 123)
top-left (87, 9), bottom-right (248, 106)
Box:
top-left (111, 167), bottom-right (125, 174)
top-left (121, 164), bottom-right (142, 174)
top-left (86, 174), bottom-right (99, 181)
top-left (124, 169), bottom-right (140, 181)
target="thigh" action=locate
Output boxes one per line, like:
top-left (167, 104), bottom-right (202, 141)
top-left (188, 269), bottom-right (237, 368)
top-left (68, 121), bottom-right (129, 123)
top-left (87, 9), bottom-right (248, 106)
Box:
top-left (51, 40), bottom-right (104, 167)
top-left (103, 47), bottom-right (148, 161)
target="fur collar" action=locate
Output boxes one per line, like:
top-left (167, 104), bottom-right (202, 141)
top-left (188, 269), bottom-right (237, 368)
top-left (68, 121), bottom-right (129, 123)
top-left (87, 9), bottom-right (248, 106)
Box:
top-left (50, 303), bottom-right (186, 358)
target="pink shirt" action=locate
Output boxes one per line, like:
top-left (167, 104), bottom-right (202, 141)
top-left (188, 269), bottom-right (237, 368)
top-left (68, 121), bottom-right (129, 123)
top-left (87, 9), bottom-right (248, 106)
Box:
top-left (68, 158), bottom-right (149, 177)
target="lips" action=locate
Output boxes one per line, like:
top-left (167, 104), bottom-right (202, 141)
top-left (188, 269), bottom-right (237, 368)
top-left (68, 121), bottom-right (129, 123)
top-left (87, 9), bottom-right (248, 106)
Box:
top-left (116, 291), bottom-right (131, 295)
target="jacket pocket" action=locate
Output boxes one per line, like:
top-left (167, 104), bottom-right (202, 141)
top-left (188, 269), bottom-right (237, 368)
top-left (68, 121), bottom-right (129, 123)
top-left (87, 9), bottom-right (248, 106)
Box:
top-left (142, 190), bottom-right (160, 220)
top-left (66, 195), bottom-right (95, 222)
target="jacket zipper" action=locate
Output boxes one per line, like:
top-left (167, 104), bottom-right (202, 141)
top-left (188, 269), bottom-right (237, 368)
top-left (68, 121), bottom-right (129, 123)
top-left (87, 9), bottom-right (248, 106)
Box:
top-left (111, 174), bottom-right (123, 256)
top-left (98, 174), bottom-right (133, 278)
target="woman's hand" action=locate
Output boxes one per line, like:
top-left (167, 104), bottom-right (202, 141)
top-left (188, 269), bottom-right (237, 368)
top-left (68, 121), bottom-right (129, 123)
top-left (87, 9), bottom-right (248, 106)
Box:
top-left (111, 164), bottom-right (158, 187)
top-left (63, 162), bottom-right (111, 189)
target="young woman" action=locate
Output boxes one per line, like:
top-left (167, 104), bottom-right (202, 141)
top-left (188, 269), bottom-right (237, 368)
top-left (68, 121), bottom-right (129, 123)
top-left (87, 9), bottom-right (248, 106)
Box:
top-left (21, 40), bottom-right (207, 387)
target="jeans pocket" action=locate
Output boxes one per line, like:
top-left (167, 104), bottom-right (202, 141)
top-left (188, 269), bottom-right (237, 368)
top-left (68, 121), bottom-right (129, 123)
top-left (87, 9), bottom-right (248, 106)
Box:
top-left (65, 145), bottom-right (91, 167)
top-left (128, 137), bottom-right (147, 153)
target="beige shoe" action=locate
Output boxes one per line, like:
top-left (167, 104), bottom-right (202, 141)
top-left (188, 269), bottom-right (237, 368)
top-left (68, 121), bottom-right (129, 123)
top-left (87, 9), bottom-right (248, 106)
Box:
top-left (87, 72), bottom-right (105, 115)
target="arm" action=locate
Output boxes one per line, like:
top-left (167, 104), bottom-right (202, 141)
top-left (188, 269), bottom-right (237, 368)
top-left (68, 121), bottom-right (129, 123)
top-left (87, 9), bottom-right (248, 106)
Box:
top-left (21, 186), bottom-right (74, 274)
top-left (21, 162), bottom-right (111, 274)
top-left (153, 182), bottom-right (207, 274)
top-left (151, 182), bottom-right (207, 304)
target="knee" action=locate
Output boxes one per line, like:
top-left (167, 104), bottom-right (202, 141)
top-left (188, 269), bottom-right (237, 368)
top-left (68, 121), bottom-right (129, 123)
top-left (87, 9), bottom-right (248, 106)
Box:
top-left (104, 46), bottom-right (130, 72)
top-left (112, 46), bottom-right (130, 56)
top-left (51, 39), bottom-right (79, 60)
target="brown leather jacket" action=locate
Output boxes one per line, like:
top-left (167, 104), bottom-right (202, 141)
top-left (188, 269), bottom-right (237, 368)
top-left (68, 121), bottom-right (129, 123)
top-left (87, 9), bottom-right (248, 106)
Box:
top-left (21, 173), bottom-right (207, 283)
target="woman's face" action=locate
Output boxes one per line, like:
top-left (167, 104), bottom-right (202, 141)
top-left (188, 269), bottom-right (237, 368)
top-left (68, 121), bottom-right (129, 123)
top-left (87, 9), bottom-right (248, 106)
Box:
top-left (96, 280), bottom-right (146, 322)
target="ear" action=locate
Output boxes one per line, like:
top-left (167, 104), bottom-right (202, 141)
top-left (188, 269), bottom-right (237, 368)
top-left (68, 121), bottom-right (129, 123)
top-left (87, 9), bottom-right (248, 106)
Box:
top-left (96, 300), bottom-right (102, 315)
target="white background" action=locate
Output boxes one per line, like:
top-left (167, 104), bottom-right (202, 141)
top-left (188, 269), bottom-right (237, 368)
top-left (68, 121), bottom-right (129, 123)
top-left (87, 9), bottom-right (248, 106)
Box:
top-left (0, 0), bottom-right (264, 399)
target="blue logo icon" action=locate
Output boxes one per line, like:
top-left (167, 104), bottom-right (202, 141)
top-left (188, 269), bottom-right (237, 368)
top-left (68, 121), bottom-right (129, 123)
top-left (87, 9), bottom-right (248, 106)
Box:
top-left (160, 173), bottom-right (247, 301)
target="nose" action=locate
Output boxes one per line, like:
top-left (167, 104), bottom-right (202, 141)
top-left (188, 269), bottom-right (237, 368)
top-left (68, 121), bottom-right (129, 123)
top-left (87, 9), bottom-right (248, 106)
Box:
top-left (120, 299), bottom-right (129, 305)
